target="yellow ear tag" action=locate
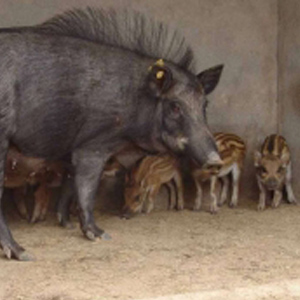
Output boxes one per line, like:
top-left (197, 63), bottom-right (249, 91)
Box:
top-left (155, 59), bottom-right (165, 67)
top-left (156, 70), bottom-right (164, 79)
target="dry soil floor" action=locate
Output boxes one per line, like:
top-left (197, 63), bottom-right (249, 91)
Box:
top-left (1, 199), bottom-right (300, 300)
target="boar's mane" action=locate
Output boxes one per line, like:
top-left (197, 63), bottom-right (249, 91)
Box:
top-left (37, 7), bottom-right (195, 72)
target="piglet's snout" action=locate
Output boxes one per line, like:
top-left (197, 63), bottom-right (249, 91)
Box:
top-left (266, 177), bottom-right (279, 190)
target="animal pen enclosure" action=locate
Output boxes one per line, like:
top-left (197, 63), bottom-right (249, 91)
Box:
top-left (0, 0), bottom-right (300, 299)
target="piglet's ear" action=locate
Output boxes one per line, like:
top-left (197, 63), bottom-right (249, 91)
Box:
top-left (147, 62), bottom-right (173, 96)
top-left (254, 151), bottom-right (262, 167)
top-left (280, 151), bottom-right (290, 167)
top-left (197, 64), bottom-right (224, 95)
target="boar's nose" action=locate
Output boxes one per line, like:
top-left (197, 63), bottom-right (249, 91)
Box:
top-left (206, 152), bottom-right (223, 168)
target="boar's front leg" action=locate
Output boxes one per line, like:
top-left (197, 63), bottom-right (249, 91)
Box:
top-left (72, 149), bottom-right (111, 241)
top-left (0, 141), bottom-right (34, 260)
top-left (57, 176), bottom-right (76, 229)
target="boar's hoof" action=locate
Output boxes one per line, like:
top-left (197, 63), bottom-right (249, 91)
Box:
top-left (100, 232), bottom-right (112, 241)
top-left (84, 225), bottom-right (112, 241)
top-left (60, 219), bottom-right (75, 230)
top-left (2, 245), bottom-right (35, 261)
top-left (62, 221), bottom-right (75, 230)
top-left (17, 251), bottom-right (36, 261)
top-left (57, 213), bottom-right (75, 229)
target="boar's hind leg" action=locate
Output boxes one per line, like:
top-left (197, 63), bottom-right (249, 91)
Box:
top-left (0, 140), bottom-right (34, 260)
top-left (72, 150), bottom-right (111, 241)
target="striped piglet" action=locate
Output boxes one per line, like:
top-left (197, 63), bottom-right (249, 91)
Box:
top-left (192, 132), bottom-right (246, 213)
top-left (122, 154), bottom-right (183, 218)
top-left (254, 134), bottom-right (297, 210)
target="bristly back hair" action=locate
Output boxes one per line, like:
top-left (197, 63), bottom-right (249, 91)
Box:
top-left (38, 7), bottom-right (195, 72)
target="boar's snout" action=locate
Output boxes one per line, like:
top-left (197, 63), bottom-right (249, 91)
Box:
top-left (186, 129), bottom-right (222, 167)
top-left (206, 152), bottom-right (223, 168)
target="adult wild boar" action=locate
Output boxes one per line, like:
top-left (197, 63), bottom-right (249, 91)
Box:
top-left (0, 7), bottom-right (223, 260)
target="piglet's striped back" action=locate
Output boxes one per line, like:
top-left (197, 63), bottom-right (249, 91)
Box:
top-left (261, 134), bottom-right (289, 158)
top-left (214, 132), bottom-right (246, 166)
top-left (129, 154), bottom-right (177, 186)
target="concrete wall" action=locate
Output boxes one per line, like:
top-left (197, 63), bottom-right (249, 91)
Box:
top-left (278, 0), bottom-right (300, 196)
top-left (0, 0), bottom-right (279, 201)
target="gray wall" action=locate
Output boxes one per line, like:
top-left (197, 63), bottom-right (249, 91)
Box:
top-left (278, 0), bottom-right (300, 196)
top-left (0, 1), bottom-right (282, 200)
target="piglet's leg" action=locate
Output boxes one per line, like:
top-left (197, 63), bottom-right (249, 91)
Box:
top-left (285, 163), bottom-right (297, 204)
top-left (229, 163), bottom-right (241, 208)
top-left (13, 187), bottom-right (28, 220)
top-left (31, 183), bottom-right (51, 223)
top-left (72, 149), bottom-right (111, 241)
top-left (165, 181), bottom-right (176, 210)
top-left (143, 186), bottom-right (158, 214)
top-left (257, 177), bottom-right (267, 211)
top-left (272, 189), bottom-right (282, 209)
top-left (173, 171), bottom-right (184, 210)
top-left (209, 176), bottom-right (219, 214)
top-left (193, 177), bottom-right (203, 211)
top-left (218, 176), bottom-right (229, 206)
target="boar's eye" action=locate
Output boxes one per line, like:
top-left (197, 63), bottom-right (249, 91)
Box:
top-left (169, 101), bottom-right (181, 116)
top-left (277, 166), bottom-right (285, 173)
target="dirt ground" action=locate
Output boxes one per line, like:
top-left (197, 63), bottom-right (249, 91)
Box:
top-left (1, 181), bottom-right (300, 300)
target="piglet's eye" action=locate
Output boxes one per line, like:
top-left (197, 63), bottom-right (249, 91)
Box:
top-left (259, 166), bottom-right (267, 174)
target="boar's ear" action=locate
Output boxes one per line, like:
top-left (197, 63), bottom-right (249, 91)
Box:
top-left (254, 151), bottom-right (262, 167)
top-left (147, 64), bottom-right (173, 96)
top-left (197, 64), bottom-right (224, 95)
